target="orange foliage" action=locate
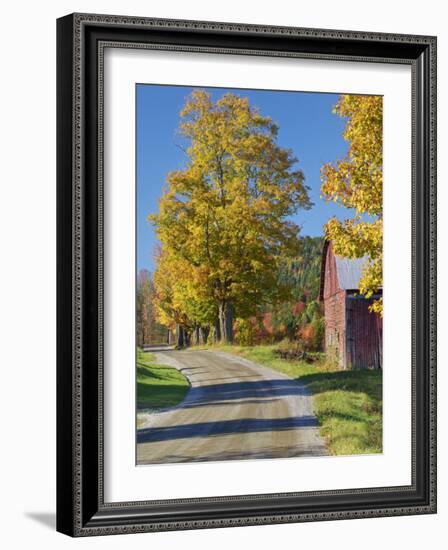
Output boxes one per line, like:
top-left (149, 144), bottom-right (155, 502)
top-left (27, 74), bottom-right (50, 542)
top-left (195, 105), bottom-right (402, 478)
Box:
top-left (292, 301), bottom-right (306, 315)
top-left (297, 324), bottom-right (316, 351)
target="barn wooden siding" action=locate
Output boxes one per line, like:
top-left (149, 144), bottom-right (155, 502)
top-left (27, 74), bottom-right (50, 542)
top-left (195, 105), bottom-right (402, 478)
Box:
top-left (323, 292), bottom-right (346, 369)
top-left (320, 242), bottom-right (346, 368)
top-left (346, 294), bottom-right (383, 370)
top-left (319, 240), bottom-right (383, 370)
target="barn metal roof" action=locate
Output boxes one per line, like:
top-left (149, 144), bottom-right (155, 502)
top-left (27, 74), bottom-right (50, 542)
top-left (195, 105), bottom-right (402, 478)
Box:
top-left (334, 254), bottom-right (369, 290)
top-left (319, 240), bottom-right (378, 301)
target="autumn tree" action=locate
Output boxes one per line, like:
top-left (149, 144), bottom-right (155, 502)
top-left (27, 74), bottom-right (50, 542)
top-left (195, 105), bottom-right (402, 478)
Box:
top-left (151, 90), bottom-right (311, 342)
top-left (321, 95), bottom-right (383, 314)
top-left (136, 269), bottom-right (167, 346)
top-left (152, 248), bottom-right (216, 347)
top-left (152, 250), bottom-right (192, 347)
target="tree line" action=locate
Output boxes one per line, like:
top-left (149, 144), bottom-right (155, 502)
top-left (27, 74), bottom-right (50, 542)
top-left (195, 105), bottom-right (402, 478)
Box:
top-left (136, 269), bottom-right (169, 347)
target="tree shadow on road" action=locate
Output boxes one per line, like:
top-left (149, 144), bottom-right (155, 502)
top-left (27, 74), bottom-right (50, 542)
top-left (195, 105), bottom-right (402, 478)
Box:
top-left (137, 415), bottom-right (318, 443)
top-left (184, 378), bottom-right (310, 408)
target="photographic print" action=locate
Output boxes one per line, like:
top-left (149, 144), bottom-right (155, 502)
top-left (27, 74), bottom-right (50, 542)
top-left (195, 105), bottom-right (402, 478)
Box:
top-left (136, 85), bottom-right (383, 465)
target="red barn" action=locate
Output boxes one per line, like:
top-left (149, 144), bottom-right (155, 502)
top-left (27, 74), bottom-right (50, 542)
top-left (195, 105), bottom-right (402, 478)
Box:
top-left (319, 240), bottom-right (382, 370)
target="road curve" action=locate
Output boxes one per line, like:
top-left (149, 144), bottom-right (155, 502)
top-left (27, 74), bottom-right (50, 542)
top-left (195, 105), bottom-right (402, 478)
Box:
top-left (137, 349), bottom-right (327, 464)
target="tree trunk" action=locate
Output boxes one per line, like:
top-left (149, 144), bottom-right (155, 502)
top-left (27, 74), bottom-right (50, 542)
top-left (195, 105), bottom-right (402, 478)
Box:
top-left (192, 325), bottom-right (201, 346)
top-left (137, 327), bottom-right (142, 348)
top-left (176, 324), bottom-right (185, 348)
top-left (184, 330), bottom-right (191, 347)
top-left (191, 325), bottom-right (201, 345)
top-left (211, 319), bottom-right (221, 344)
top-left (199, 326), bottom-right (210, 345)
top-left (218, 301), bottom-right (234, 343)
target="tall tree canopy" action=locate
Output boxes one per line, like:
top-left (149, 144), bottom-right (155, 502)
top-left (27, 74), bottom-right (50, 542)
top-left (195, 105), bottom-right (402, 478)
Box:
top-left (151, 90), bottom-right (311, 342)
top-left (321, 95), bottom-right (383, 314)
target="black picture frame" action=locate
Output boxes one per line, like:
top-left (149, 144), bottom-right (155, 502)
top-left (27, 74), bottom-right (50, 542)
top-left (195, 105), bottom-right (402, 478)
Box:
top-left (57, 13), bottom-right (437, 537)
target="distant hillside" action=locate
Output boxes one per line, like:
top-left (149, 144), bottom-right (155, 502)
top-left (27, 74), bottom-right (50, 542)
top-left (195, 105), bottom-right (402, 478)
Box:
top-left (266, 236), bottom-right (324, 341)
top-left (280, 236), bottom-right (323, 302)
top-left (234, 236), bottom-right (324, 344)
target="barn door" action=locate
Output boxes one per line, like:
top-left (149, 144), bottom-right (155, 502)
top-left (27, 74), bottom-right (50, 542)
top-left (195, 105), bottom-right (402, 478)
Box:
top-left (346, 295), bottom-right (383, 369)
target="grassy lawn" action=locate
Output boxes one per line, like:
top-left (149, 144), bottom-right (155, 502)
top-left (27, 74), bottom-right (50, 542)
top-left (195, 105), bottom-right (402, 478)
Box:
top-left (191, 344), bottom-right (382, 456)
top-left (137, 348), bottom-right (190, 412)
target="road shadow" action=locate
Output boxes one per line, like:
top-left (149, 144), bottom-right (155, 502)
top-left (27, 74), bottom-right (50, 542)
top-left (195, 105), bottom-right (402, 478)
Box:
top-left (142, 344), bottom-right (176, 353)
top-left (137, 415), bottom-right (318, 443)
top-left (184, 378), bottom-right (310, 408)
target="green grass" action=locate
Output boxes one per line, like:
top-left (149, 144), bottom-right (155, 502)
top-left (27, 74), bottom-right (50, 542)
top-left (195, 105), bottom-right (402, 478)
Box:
top-left (189, 344), bottom-right (382, 456)
top-left (137, 348), bottom-right (190, 411)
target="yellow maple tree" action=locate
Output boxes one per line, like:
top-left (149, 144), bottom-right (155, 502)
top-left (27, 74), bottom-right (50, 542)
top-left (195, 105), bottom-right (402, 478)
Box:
top-left (151, 90), bottom-right (311, 342)
top-left (321, 95), bottom-right (383, 314)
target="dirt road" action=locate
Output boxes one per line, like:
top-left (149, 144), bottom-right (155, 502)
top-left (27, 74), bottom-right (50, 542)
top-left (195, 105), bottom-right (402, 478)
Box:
top-left (137, 349), bottom-right (327, 464)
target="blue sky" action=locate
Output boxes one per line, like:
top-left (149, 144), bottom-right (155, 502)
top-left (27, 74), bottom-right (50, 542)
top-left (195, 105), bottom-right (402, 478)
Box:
top-left (137, 84), bottom-right (351, 273)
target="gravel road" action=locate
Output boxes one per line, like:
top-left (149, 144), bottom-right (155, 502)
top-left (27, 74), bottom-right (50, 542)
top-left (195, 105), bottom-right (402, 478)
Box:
top-left (137, 349), bottom-right (327, 464)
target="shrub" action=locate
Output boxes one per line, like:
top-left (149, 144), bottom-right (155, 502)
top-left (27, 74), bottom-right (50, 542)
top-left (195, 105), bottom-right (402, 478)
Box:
top-left (234, 318), bottom-right (256, 346)
top-left (310, 314), bottom-right (325, 351)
